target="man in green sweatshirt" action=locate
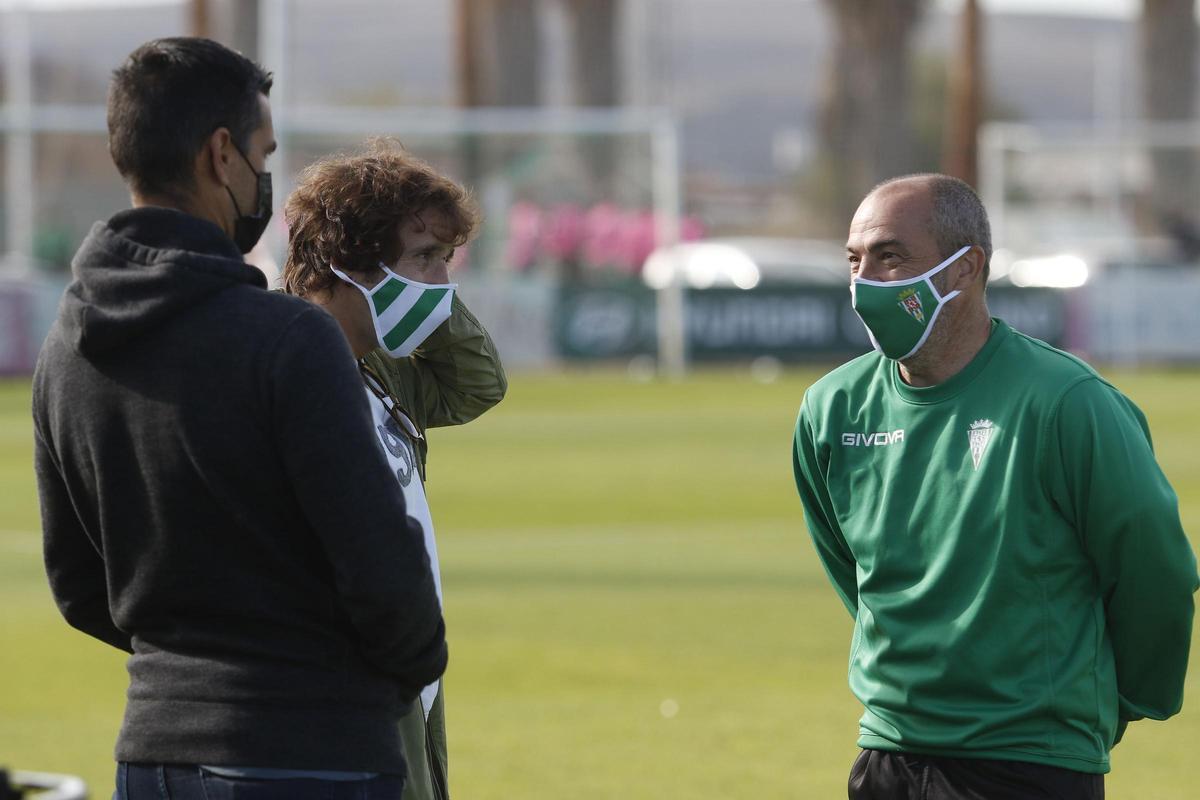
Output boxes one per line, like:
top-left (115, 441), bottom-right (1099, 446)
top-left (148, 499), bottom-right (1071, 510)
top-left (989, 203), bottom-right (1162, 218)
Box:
top-left (792, 173), bottom-right (1197, 799)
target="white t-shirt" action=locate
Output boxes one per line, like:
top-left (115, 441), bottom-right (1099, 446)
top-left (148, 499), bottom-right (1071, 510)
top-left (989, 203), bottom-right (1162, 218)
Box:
top-left (364, 383), bottom-right (443, 718)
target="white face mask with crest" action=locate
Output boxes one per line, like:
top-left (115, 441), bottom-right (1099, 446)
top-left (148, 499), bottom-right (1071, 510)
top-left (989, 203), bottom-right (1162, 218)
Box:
top-left (330, 263), bottom-right (457, 357)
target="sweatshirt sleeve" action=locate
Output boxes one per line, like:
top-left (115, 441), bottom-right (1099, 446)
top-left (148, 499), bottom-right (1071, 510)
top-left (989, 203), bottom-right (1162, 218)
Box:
top-left (269, 307), bottom-right (447, 700)
top-left (381, 295), bottom-right (507, 431)
top-left (34, 423), bottom-right (133, 653)
top-left (793, 393), bottom-right (859, 618)
top-left (1046, 377), bottom-right (1198, 731)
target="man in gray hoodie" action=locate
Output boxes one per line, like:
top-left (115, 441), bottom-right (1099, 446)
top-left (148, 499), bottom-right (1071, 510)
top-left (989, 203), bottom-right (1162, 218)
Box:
top-left (32, 37), bottom-right (445, 800)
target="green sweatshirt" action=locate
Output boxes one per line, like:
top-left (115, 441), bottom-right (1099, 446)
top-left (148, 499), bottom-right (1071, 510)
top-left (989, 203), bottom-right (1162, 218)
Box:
top-left (793, 318), bottom-right (1197, 774)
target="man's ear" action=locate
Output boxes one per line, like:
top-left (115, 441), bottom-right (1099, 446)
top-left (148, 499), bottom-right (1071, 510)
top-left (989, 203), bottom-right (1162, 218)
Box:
top-left (954, 246), bottom-right (986, 292)
top-left (198, 127), bottom-right (235, 188)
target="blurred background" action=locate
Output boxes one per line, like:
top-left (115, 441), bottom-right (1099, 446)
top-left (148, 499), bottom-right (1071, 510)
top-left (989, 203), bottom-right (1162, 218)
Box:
top-left (2, 0), bottom-right (1200, 374)
top-left (1, 1), bottom-right (1199, 798)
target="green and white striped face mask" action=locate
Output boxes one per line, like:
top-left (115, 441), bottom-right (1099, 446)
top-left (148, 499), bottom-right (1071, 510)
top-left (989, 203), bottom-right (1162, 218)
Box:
top-left (330, 263), bottom-right (457, 357)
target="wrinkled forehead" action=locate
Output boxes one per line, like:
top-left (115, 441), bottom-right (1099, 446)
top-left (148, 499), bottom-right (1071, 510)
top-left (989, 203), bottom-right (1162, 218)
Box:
top-left (847, 183), bottom-right (936, 252)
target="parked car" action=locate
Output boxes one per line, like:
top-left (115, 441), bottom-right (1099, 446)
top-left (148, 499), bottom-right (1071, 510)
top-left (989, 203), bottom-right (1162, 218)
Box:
top-left (642, 237), bottom-right (848, 290)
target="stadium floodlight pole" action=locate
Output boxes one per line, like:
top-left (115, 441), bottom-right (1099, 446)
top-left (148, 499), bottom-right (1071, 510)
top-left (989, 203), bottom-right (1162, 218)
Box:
top-left (2, 2), bottom-right (35, 269)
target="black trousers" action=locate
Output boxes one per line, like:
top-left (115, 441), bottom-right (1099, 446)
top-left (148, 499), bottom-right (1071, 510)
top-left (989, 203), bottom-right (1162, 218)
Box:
top-left (848, 749), bottom-right (1105, 800)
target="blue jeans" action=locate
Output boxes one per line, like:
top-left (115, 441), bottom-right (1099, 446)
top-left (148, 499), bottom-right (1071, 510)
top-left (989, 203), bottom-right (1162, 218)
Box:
top-left (115, 764), bottom-right (405, 800)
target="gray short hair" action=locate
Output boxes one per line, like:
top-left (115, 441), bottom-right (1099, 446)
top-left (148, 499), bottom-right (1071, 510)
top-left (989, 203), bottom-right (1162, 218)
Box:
top-left (874, 173), bottom-right (993, 278)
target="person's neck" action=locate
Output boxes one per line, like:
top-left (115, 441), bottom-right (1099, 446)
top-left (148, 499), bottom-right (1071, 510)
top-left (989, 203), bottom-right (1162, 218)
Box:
top-left (898, 308), bottom-right (992, 388)
top-left (132, 191), bottom-right (229, 239)
top-left (304, 290), bottom-right (377, 360)
top-left (340, 317), bottom-right (377, 361)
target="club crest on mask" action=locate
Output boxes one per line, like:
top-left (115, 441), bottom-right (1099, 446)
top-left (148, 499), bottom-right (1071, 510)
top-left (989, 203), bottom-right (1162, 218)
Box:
top-left (851, 244), bottom-right (970, 361)
top-left (897, 287), bottom-right (926, 324)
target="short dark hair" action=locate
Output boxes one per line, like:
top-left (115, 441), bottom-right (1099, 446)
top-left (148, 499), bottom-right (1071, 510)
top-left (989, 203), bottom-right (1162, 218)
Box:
top-left (107, 37), bottom-right (273, 198)
top-left (283, 139), bottom-right (480, 298)
top-left (874, 173), bottom-right (993, 281)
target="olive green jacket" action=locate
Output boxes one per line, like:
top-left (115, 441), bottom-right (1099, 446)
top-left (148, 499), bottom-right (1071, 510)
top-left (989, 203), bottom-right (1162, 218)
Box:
top-left (362, 294), bottom-right (508, 482)
top-left (363, 294), bottom-right (506, 800)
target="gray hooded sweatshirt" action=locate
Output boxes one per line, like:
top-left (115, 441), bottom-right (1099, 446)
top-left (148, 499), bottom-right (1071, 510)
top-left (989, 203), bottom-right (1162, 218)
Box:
top-left (32, 206), bottom-right (445, 775)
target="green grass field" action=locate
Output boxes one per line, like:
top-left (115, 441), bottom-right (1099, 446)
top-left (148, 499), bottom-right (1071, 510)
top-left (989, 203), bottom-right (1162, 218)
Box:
top-left (2, 367), bottom-right (1198, 798)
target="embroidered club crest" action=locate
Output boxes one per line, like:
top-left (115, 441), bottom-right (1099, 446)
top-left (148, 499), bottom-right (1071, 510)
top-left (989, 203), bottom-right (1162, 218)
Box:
top-left (896, 287), bottom-right (926, 324)
top-left (968, 419), bottom-right (994, 471)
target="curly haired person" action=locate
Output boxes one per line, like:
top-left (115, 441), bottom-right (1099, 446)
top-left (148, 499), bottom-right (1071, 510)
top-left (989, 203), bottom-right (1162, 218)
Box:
top-left (282, 140), bottom-right (507, 800)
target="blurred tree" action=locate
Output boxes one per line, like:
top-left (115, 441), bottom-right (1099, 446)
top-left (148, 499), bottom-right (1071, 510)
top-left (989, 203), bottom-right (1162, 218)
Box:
top-left (229, 0), bottom-right (259, 62)
top-left (187, 1), bottom-right (257, 60)
top-left (910, 52), bottom-right (1022, 182)
top-left (455, 0), bottom-right (545, 272)
top-left (566, 0), bottom-right (619, 108)
top-left (190, 0), bottom-right (209, 38)
top-left (813, 0), bottom-right (928, 229)
top-left (458, 0), bottom-right (542, 107)
top-left (1141, 0), bottom-right (1197, 239)
top-left (943, 0), bottom-right (982, 187)
top-left (563, 0), bottom-right (621, 201)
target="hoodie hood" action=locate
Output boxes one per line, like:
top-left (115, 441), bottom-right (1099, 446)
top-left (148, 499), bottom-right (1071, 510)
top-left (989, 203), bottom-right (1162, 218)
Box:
top-left (61, 206), bottom-right (268, 356)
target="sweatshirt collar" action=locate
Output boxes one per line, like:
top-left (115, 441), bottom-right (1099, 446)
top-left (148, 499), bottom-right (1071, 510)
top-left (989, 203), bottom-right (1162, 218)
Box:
top-left (889, 318), bottom-right (1009, 404)
top-left (107, 206), bottom-right (243, 262)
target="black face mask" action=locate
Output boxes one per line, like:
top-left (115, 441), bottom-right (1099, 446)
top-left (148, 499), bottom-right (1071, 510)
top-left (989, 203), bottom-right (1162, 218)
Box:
top-left (225, 144), bottom-right (273, 253)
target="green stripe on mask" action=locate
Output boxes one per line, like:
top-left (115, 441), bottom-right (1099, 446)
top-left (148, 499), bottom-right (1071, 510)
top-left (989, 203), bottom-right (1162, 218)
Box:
top-left (383, 288), bottom-right (449, 350)
top-left (372, 279), bottom-right (406, 315)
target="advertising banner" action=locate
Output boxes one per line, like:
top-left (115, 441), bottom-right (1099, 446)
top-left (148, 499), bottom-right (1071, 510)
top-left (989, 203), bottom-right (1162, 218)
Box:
top-left (555, 284), bottom-right (1068, 361)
